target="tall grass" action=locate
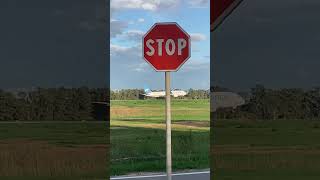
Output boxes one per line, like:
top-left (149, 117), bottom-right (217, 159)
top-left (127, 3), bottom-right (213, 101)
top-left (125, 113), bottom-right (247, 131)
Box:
top-left (212, 119), bottom-right (320, 179)
top-left (0, 140), bottom-right (107, 178)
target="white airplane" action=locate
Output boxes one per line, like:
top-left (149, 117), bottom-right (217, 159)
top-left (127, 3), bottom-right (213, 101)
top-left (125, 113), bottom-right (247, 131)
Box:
top-left (142, 88), bottom-right (187, 98)
top-left (171, 89), bottom-right (188, 97)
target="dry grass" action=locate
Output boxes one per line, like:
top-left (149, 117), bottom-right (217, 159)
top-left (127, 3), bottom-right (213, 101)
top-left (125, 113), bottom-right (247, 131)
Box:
top-left (111, 106), bottom-right (167, 119)
top-left (175, 120), bottom-right (209, 128)
top-left (0, 139), bottom-right (107, 177)
top-left (211, 145), bottom-right (320, 171)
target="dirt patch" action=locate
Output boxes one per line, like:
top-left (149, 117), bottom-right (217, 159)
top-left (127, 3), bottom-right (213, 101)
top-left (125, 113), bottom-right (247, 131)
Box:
top-left (111, 120), bottom-right (209, 131)
top-left (111, 106), bottom-right (144, 117)
top-left (111, 106), bottom-right (164, 118)
top-left (174, 120), bottom-right (209, 128)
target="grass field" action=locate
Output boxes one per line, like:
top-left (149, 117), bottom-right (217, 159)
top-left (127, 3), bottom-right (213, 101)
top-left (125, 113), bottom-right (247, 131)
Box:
top-left (5, 98), bottom-right (320, 179)
top-left (111, 99), bottom-right (209, 121)
top-left (212, 119), bottom-right (320, 179)
top-left (0, 97), bottom-right (320, 180)
top-left (0, 122), bottom-right (108, 180)
top-left (110, 99), bottom-right (210, 176)
top-left (0, 99), bottom-right (209, 178)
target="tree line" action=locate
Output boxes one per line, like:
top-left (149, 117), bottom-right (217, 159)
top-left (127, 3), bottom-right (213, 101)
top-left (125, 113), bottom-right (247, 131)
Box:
top-left (216, 85), bottom-right (320, 120)
top-left (0, 87), bottom-right (109, 121)
top-left (6, 85), bottom-right (319, 121)
top-left (110, 89), bottom-right (210, 100)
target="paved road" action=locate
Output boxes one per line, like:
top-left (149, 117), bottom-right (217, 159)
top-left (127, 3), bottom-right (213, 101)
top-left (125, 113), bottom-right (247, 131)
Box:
top-left (111, 171), bottom-right (210, 180)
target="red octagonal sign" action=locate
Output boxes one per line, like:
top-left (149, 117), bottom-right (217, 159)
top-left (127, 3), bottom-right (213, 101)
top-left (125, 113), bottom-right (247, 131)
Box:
top-left (143, 22), bottom-right (191, 72)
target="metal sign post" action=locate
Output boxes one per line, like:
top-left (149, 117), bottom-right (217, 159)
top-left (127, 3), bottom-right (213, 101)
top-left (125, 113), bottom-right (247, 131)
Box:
top-left (165, 71), bottom-right (172, 180)
top-left (142, 22), bottom-right (190, 180)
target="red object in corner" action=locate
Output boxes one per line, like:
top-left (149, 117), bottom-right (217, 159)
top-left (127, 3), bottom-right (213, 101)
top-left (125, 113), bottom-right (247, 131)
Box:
top-left (211, 0), bottom-right (243, 31)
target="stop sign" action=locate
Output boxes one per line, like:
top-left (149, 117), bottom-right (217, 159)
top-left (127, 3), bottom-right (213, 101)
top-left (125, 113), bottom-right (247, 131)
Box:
top-left (143, 22), bottom-right (191, 71)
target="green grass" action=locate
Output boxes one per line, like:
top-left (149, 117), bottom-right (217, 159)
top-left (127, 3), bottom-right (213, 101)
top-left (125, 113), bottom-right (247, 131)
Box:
top-left (212, 119), bottom-right (320, 179)
top-left (0, 99), bottom-right (210, 178)
top-left (0, 122), bottom-right (108, 145)
top-left (111, 127), bottom-right (209, 176)
top-left (111, 99), bottom-right (209, 121)
top-left (110, 99), bottom-right (210, 175)
top-left (4, 99), bottom-right (320, 179)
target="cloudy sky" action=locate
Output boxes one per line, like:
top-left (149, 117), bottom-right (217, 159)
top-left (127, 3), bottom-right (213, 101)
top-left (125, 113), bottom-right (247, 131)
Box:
top-left (212, 0), bottom-right (320, 91)
top-left (1, 0), bottom-right (319, 91)
top-left (110, 0), bottom-right (210, 90)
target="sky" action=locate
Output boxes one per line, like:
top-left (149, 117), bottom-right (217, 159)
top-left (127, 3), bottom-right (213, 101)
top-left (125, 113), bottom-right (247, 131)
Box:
top-left (110, 0), bottom-right (210, 90)
top-left (0, 0), bottom-right (107, 89)
top-left (212, 0), bottom-right (320, 91)
top-left (1, 1), bottom-right (320, 91)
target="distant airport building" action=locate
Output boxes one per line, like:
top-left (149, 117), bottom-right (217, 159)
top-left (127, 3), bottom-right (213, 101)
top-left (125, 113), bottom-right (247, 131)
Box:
top-left (211, 92), bottom-right (246, 112)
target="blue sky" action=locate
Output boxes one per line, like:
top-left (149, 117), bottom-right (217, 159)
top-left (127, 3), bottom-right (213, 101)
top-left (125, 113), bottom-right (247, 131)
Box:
top-left (110, 0), bottom-right (210, 90)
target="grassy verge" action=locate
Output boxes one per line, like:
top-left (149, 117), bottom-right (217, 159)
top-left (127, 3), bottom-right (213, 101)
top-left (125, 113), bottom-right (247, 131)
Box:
top-left (111, 126), bottom-right (209, 176)
top-left (110, 99), bottom-right (210, 176)
top-left (0, 122), bottom-right (108, 179)
top-left (212, 119), bottom-right (320, 179)
top-left (0, 99), bottom-right (210, 178)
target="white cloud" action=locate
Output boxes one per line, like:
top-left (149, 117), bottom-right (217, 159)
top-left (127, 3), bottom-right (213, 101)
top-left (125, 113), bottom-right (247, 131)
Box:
top-left (190, 33), bottom-right (207, 42)
top-left (110, 44), bottom-right (130, 54)
top-left (111, 0), bottom-right (180, 11)
top-left (188, 0), bottom-right (209, 7)
top-left (119, 30), bottom-right (145, 41)
top-left (182, 59), bottom-right (209, 71)
top-left (138, 18), bottom-right (145, 23)
top-left (110, 19), bottom-right (128, 38)
top-left (110, 44), bottom-right (142, 58)
top-left (131, 63), bottom-right (149, 72)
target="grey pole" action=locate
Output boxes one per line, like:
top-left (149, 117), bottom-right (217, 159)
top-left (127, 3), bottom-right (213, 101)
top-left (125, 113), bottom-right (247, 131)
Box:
top-left (165, 71), bottom-right (172, 180)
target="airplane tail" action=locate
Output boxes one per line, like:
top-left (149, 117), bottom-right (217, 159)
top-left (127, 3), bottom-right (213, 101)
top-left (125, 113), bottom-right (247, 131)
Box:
top-left (144, 88), bottom-right (152, 94)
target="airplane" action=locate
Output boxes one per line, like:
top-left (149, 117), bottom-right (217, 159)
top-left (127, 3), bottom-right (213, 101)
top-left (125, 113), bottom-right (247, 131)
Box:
top-left (141, 88), bottom-right (246, 111)
top-left (171, 89), bottom-right (188, 97)
top-left (142, 88), bottom-right (188, 98)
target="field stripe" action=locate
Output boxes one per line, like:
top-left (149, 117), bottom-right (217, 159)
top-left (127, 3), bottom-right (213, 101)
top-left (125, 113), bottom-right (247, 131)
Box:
top-left (110, 171), bottom-right (210, 179)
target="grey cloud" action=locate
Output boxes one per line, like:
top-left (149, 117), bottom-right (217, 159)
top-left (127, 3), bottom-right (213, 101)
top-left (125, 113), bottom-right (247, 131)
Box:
top-left (190, 33), bottom-right (207, 42)
top-left (110, 19), bottom-right (128, 37)
top-left (119, 30), bottom-right (145, 42)
top-left (111, 44), bottom-right (142, 60)
top-left (111, 0), bottom-right (180, 12)
top-left (188, 0), bottom-right (209, 7)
